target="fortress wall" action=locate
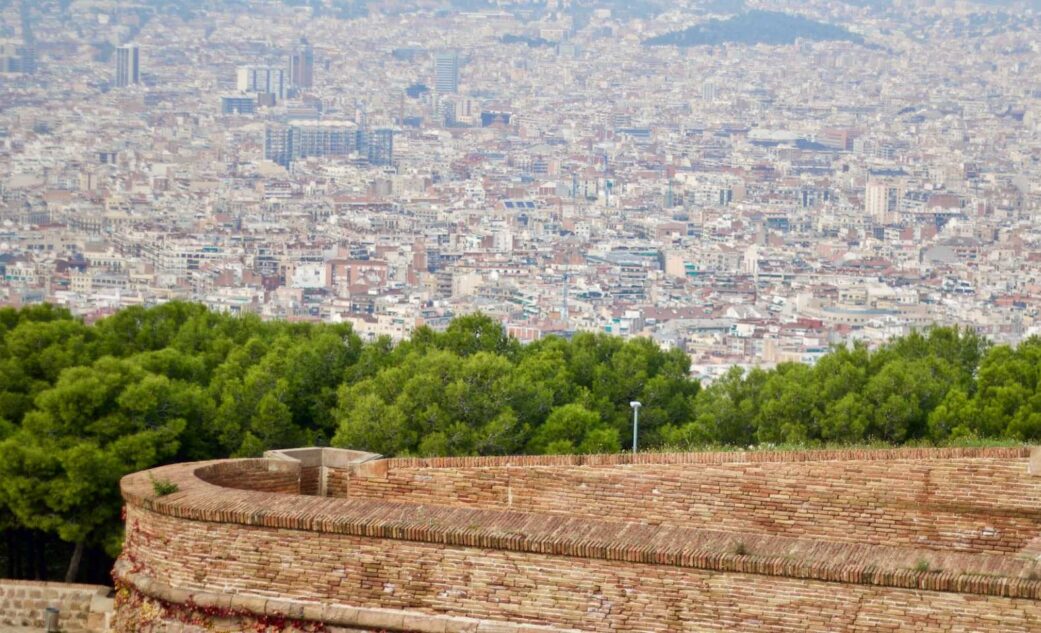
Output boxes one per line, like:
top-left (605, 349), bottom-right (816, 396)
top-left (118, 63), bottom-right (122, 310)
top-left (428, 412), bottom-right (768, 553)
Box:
top-left (116, 447), bottom-right (1041, 632)
top-left (336, 448), bottom-right (1041, 554)
top-left (119, 503), bottom-right (1041, 633)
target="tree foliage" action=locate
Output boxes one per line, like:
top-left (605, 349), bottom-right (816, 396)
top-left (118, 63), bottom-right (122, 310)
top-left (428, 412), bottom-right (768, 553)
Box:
top-left (661, 327), bottom-right (996, 448)
top-left (643, 10), bottom-right (865, 47)
top-left (0, 304), bottom-right (1036, 584)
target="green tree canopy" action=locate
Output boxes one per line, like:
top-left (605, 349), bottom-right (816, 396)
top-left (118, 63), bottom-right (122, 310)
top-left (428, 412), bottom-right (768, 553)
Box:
top-left (1, 304), bottom-right (1039, 585)
top-left (526, 403), bottom-right (620, 455)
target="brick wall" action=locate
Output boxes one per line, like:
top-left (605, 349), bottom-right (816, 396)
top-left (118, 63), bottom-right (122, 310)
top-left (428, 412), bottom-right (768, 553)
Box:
top-left (116, 447), bottom-right (1041, 632)
top-left (299, 465), bottom-right (321, 495)
top-left (337, 447), bottom-right (1041, 554)
top-left (194, 459), bottom-right (301, 494)
top-left (119, 504), bottom-right (1041, 633)
top-left (0, 580), bottom-right (112, 632)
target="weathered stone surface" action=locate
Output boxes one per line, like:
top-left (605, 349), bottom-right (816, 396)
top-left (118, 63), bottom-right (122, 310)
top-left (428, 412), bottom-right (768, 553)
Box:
top-left (0, 580), bottom-right (112, 633)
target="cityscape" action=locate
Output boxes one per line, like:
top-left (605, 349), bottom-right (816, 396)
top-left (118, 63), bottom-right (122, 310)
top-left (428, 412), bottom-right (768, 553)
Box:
top-left (2, 1), bottom-right (1041, 381)
top-left (6, 1), bottom-right (1041, 631)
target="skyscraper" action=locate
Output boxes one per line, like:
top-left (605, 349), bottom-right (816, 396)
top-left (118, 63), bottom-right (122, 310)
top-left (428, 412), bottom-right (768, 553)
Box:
top-left (265, 121), bottom-right (358, 168)
top-left (221, 96), bottom-right (256, 115)
top-left (237, 66), bottom-right (286, 101)
top-left (0, 41), bottom-right (31, 73)
top-left (289, 40), bottom-right (314, 89)
top-left (264, 126), bottom-right (293, 168)
top-left (701, 82), bottom-right (718, 102)
top-left (16, 0), bottom-right (35, 75)
top-left (865, 180), bottom-right (901, 224)
top-left (115, 45), bottom-right (140, 87)
top-left (434, 50), bottom-right (459, 94)
top-left (367, 128), bottom-right (394, 166)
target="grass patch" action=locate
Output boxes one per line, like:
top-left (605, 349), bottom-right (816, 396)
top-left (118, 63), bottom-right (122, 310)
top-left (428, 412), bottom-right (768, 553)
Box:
top-left (151, 476), bottom-right (179, 497)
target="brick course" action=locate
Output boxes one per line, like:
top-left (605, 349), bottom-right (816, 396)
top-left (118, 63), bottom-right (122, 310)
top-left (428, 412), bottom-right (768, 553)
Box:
top-left (116, 446), bottom-right (1041, 632)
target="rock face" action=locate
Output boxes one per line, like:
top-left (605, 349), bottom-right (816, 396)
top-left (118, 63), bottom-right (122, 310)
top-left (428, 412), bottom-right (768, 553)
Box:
top-left (115, 446), bottom-right (1041, 632)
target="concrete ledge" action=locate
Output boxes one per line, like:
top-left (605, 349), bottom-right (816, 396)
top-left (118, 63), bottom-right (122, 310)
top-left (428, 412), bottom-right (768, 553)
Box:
top-left (1029, 446), bottom-right (1041, 476)
top-left (113, 561), bottom-right (579, 633)
top-left (263, 448), bottom-right (382, 496)
top-left (264, 447), bottom-right (382, 469)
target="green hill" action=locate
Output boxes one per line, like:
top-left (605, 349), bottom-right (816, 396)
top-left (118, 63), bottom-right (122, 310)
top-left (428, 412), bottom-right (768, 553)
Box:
top-left (644, 10), bottom-right (865, 47)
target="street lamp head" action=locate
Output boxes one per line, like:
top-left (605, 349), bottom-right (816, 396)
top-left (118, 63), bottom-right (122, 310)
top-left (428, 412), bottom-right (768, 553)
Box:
top-left (629, 401), bottom-right (642, 409)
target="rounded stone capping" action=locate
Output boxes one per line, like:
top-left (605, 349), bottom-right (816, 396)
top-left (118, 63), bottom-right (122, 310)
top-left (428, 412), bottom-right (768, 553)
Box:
top-left (113, 561), bottom-right (580, 633)
top-left (119, 446), bottom-right (1041, 601)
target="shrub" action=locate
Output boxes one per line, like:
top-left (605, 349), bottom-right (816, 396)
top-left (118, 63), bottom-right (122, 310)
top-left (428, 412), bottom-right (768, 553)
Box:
top-left (151, 476), bottom-right (179, 497)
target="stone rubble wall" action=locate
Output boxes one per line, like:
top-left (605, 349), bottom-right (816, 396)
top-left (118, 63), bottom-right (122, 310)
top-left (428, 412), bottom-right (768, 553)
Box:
top-left (0, 579), bottom-right (112, 632)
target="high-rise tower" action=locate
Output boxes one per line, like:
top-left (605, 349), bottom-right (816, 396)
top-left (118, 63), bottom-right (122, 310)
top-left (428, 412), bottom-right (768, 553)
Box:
top-left (115, 45), bottom-right (140, 87)
top-left (289, 40), bottom-right (314, 89)
top-left (434, 50), bottom-right (459, 94)
top-left (367, 128), bottom-right (394, 166)
top-left (237, 66), bottom-right (286, 101)
top-left (865, 179), bottom-right (901, 224)
top-left (265, 121), bottom-right (358, 168)
top-left (17, 0), bottom-right (35, 74)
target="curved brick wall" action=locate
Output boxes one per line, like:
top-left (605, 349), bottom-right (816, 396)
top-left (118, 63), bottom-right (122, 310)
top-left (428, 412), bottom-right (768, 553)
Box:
top-left (116, 446), bottom-right (1041, 632)
top-left (194, 459), bottom-right (302, 494)
top-left (337, 447), bottom-right (1041, 554)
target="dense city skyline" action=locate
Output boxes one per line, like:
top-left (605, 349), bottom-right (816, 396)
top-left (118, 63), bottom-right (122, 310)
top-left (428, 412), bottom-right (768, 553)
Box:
top-left (2, 0), bottom-right (1041, 382)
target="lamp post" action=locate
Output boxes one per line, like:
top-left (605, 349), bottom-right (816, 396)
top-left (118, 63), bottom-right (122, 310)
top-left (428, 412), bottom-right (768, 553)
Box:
top-left (629, 401), bottom-right (641, 454)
